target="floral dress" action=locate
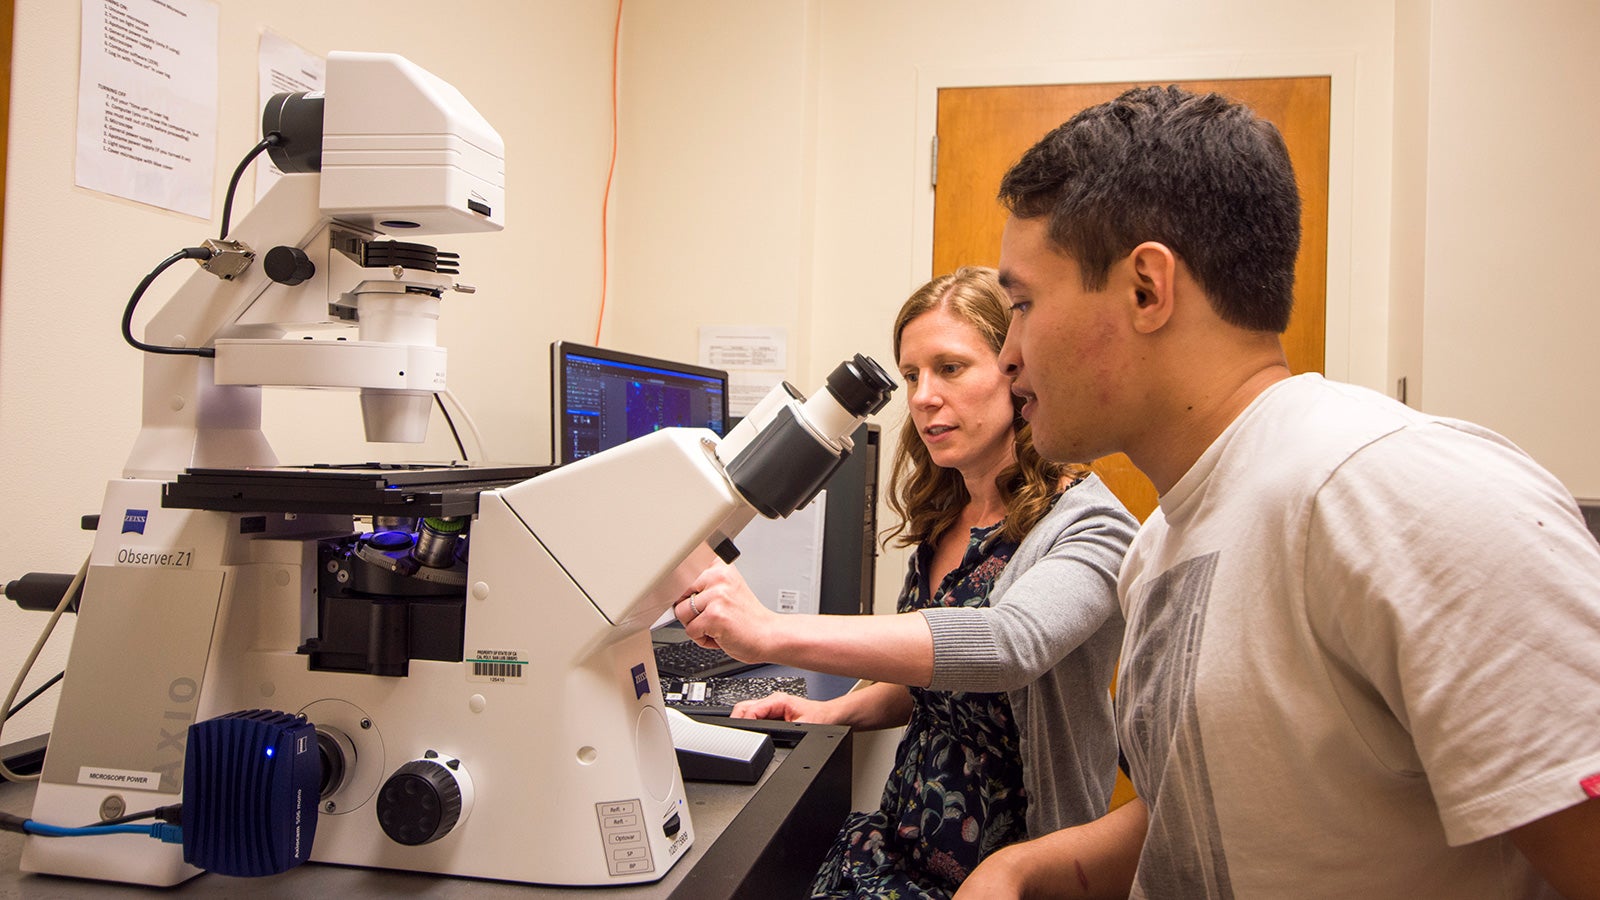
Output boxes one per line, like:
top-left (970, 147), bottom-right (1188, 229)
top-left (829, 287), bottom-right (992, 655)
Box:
top-left (811, 522), bottom-right (1026, 899)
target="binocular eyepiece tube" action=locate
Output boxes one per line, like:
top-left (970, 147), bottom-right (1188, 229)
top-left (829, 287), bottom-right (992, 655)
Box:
top-left (722, 353), bottom-right (896, 520)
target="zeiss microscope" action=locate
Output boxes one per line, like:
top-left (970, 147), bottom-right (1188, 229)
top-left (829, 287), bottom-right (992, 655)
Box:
top-left (18, 51), bottom-right (893, 888)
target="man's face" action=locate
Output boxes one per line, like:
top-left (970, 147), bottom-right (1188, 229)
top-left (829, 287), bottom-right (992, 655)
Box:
top-left (997, 215), bottom-right (1132, 464)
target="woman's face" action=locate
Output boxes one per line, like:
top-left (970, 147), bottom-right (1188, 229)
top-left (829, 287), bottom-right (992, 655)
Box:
top-left (897, 306), bottom-right (1018, 478)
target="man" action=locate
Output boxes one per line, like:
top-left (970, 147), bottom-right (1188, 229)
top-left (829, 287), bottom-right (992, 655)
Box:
top-left (957, 85), bottom-right (1600, 899)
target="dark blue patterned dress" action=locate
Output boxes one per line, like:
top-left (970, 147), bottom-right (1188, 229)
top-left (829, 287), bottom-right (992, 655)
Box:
top-left (811, 522), bottom-right (1027, 898)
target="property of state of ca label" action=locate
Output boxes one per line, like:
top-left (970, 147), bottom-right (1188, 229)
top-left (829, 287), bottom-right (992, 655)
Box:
top-left (467, 649), bottom-right (529, 683)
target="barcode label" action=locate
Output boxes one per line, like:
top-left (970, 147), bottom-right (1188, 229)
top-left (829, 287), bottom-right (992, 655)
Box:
top-left (466, 649), bottom-right (529, 684)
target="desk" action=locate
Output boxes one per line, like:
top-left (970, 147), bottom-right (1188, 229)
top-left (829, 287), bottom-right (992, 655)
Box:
top-left (0, 722), bottom-right (851, 900)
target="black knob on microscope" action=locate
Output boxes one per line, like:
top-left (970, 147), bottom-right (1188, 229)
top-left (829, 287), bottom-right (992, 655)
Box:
top-left (263, 245), bottom-right (315, 286)
top-left (376, 758), bottom-right (464, 845)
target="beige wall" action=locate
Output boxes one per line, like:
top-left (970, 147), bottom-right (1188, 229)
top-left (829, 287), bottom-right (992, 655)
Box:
top-left (1402, 0), bottom-right (1600, 496)
top-left (607, 0), bottom-right (821, 371)
top-left (1388, 0), bottom-right (1430, 415)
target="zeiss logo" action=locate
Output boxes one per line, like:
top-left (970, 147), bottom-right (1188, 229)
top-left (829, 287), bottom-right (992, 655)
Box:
top-left (122, 509), bottom-right (150, 535)
top-left (631, 663), bottom-right (649, 699)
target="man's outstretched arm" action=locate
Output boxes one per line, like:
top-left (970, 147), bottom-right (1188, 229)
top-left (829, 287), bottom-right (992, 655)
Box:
top-left (956, 797), bottom-right (1148, 899)
top-left (1509, 794), bottom-right (1600, 900)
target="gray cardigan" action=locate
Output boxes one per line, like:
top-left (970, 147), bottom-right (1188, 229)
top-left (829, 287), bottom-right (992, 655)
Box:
top-left (920, 473), bottom-right (1136, 836)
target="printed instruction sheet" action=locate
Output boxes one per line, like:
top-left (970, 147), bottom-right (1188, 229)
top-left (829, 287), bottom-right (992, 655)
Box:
top-left (700, 325), bottom-right (788, 418)
top-left (75, 0), bottom-right (219, 218)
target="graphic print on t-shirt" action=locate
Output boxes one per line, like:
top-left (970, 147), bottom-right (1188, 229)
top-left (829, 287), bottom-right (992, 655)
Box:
top-left (1119, 552), bottom-right (1233, 898)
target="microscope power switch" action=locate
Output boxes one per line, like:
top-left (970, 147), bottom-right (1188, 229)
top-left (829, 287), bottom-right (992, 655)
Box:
top-left (376, 757), bottom-right (465, 846)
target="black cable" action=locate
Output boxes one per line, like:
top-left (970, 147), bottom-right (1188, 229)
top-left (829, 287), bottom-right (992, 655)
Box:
top-left (82, 803), bottom-right (182, 829)
top-left (219, 133), bottom-right (281, 241)
top-left (120, 248), bottom-right (217, 358)
top-left (4, 670), bottom-right (63, 721)
top-left (120, 133), bottom-right (283, 359)
top-left (435, 393), bottom-right (468, 461)
top-left (118, 134), bottom-right (286, 358)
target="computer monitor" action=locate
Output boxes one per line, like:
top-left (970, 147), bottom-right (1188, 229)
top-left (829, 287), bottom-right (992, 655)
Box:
top-left (550, 341), bottom-right (729, 464)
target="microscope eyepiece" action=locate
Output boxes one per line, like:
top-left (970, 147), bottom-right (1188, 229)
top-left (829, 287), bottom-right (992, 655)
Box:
top-left (824, 353), bottom-right (896, 418)
top-left (722, 353), bottom-right (894, 519)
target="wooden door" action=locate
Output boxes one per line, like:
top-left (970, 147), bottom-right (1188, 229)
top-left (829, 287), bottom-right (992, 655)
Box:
top-left (934, 78), bottom-right (1331, 523)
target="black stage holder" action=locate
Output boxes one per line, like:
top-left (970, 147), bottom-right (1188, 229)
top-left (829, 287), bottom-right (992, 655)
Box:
top-left (163, 463), bottom-right (552, 518)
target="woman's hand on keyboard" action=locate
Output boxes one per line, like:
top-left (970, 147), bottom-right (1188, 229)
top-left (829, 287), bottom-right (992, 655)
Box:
top-left (731, 691), bottom-right (834, 724)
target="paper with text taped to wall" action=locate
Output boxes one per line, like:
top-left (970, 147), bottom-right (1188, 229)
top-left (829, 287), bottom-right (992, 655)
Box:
top-left (75, 0), bottom-right (219, 218)
top-left (255, 30), bottom-right (325, 200)
top-left (699, 326), bottom-right (787, 418)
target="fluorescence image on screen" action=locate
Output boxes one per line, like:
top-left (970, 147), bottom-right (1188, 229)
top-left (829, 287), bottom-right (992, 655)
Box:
top-left (552, 342), bottom-right (728, 464)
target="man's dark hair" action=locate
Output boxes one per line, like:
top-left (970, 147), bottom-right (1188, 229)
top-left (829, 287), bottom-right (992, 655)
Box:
top-left (998, 85), bottom-right (1302, 333)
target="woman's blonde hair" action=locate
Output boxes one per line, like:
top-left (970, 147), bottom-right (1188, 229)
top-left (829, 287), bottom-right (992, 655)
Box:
top-left (882, 266), bottom-right (1087, 548)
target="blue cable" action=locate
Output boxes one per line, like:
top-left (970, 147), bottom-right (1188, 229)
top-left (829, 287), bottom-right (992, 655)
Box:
top-left (23, 820), bottom-right (183, 844)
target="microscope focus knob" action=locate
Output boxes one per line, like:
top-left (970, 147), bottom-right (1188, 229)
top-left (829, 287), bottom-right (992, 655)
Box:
top-left (376, 757), bottom-right (464, 845)
top-left (263, 245), bottom-right (315, 286)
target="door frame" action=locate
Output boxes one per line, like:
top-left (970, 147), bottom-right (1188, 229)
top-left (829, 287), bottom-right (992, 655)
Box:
top-left (909, 52), bottom-right (1359, 381)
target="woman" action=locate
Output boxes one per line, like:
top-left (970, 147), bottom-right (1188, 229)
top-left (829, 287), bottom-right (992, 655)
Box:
top-left (674, 267), bottom-right (1136, 898)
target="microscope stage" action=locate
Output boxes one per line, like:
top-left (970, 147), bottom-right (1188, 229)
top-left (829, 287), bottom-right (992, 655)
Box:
top-left (162, 462), bottom-right (552, 516)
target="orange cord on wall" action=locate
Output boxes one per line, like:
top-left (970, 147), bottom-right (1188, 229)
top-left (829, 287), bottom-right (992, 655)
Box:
top-left (595, 0), bottom-right (623, 345)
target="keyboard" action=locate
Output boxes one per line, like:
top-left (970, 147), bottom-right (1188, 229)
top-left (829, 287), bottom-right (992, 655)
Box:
top-left (663, 675), bottom-right (809, 717)
top-left (652, 639), bottom-right (763, 679)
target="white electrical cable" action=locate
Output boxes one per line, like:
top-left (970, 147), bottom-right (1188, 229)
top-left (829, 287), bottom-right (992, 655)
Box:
top-left (438, 386), bottom-right (489, 463)
top-left (0, 554), bottom-right (89, 783)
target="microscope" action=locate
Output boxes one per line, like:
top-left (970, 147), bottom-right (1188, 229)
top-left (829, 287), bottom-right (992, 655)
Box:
top-left (17, 51), bottom-right (893, 887)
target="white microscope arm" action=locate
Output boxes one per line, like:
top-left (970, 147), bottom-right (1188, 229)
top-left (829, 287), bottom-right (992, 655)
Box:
top-left (122, 51), bottom-right (505, 479)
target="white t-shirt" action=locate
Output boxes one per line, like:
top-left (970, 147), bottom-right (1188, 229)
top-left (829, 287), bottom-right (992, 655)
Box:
top-left (1118, 374), bottom-right (1600, 899)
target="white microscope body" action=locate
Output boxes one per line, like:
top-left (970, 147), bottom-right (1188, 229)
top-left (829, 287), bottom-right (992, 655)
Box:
top-left (20, 49), bottom-right (894, 888)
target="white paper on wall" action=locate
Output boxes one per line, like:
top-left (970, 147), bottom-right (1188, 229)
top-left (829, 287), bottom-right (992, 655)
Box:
top-left (255, 31), bottom-right (325, 201)
top-left (699, 325), bottom-right (788, 418)
top-left (75, 0), bottom-right (219, 219)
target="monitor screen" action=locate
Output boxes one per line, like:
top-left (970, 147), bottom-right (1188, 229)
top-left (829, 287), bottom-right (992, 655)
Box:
top-left (551, 341), bottom-right (729, 464)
